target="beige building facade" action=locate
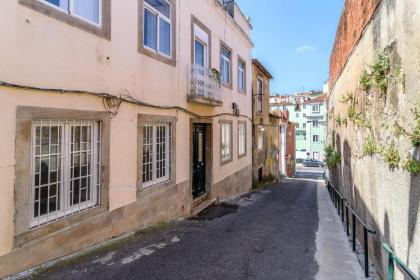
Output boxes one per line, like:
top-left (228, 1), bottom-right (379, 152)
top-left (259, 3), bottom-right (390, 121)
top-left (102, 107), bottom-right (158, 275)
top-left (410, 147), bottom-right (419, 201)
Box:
top-left (328, 0), bottom-right (419, 278)
top-left (251, 59), bottom-right (282, 186)
top-left (0, 0), bottom-right (253, 277)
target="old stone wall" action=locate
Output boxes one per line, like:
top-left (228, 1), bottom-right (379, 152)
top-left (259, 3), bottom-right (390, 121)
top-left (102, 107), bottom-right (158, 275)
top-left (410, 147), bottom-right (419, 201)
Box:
top-left (328, 0), bottom-right (420, 279)
top-left (329, 0), bottom-right (381, 88)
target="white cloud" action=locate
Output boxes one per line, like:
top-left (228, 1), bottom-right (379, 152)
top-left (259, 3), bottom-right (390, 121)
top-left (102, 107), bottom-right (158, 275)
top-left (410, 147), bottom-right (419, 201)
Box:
top-left (295, 45), bottom-right (317, 54)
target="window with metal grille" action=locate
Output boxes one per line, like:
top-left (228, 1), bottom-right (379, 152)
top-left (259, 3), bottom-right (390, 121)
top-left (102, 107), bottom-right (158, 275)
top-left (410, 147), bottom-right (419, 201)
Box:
top-left (142, 123), bottom-right (172, 188)
top-left (30, 120), bottom-right (101, 228)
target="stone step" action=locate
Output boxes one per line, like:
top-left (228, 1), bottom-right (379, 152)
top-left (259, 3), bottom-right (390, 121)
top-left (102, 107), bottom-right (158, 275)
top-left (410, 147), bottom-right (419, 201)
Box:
top-left (191, 198), bottom-right (217, 217)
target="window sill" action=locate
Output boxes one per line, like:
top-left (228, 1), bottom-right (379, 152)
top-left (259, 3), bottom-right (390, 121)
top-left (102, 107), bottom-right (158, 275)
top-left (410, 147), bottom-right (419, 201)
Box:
top-left (137, 179), bottom-right (176, 200)
top-left (14, 204), bottom-right (108, 249)
top-left (221, 82), bottom-right (233, 90)
top-left (19, 0), bottom-right (111, 40)
top-left (221, 157), bottom-right (233, 166)
top-left (238, 153), bottom-right (247, 159)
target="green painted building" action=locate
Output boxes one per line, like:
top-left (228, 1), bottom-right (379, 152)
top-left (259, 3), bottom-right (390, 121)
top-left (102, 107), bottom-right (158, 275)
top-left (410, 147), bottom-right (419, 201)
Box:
top-left (270, 92), bottom-right (327, 161)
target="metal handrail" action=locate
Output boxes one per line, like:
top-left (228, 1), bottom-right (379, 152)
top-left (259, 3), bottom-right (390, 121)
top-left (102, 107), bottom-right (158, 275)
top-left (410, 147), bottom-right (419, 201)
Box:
top-left (326, 181), bottom-right (376, 278)
top-left (382, 243), bottom-right (419, 280)
top-left (329, 182), bottom-right (376, 233)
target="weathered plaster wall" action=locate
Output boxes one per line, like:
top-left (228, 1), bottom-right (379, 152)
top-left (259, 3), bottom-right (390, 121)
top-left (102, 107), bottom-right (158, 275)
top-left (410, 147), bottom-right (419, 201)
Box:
top-left (328, 0), bottom-right (420, 278)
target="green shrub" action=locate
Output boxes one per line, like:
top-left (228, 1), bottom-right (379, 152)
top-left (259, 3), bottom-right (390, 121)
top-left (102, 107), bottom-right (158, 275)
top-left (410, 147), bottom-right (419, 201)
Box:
top-left (360, 69), bottom-right (371, 91)
top-left (354, 115), bottom-right (372, 129)
top-left (363, 136), bottom-right (378, 157)
top-left (381, 143), bottom-right (400, 169)
top-left (347, 105), bottom-right (357, 121)
top-left (370, 51), bottom-right (390, 92)
top-left (402, 156), bottom-right (420, 174)
top-left (325, 145), bottom-right (341, 169)
top-left (360, 51), bottom-right (391, 93)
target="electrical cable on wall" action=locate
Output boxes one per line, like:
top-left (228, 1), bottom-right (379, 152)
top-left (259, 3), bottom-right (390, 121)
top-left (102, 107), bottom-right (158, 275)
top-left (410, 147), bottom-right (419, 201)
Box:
top-left (0, 80), bottom-right (252, 122)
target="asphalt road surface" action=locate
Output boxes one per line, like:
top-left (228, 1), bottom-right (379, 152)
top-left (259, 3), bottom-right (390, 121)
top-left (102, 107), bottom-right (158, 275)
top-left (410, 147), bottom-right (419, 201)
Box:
top-left (27, 179), bottom-right (320, 280)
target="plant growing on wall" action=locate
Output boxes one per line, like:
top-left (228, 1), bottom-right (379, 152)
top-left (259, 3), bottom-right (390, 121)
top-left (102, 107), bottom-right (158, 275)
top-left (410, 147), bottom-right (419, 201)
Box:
top-left (354, 115), bottom-right (372, 129)
top-left (335, 114), bottom-right (342, 126)
top-left (359, 51), bottom-right (391, 93)
top-left (325, 145), bottom-right (341, 169)
top-left (402, 155), bottom-right (420, 174)
top-left (211, 68), bottom-right (221, 86)
top-left (360, 69), bottom-right (371, 91)
top-left (381, 143), bottom-right (400, 169)
top-left (347, 104), bottom-right (357, 121)
top-left (339, 92), bottom-right (354, 103)
top-left (363, 135), bottom-right (378, 157)
top-left (342, 117), bottom-right (348, 126)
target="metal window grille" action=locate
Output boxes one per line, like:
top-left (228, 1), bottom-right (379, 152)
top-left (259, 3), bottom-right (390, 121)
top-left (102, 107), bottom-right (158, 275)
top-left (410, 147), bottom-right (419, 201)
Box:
top-left (30, 120), bottom-right (101, 229)
top-left (142, 123), bottom-right (171, 188)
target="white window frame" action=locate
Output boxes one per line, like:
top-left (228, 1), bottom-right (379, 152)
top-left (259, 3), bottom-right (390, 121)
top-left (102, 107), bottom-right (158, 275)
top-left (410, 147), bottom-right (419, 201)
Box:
top-left (238, 60), bottom-right (245, 93)
top-left (312, 104), bottom-right (320, 113)
top-left (38, 0), bottom-right (102, 27)
top-left (313, 135), bottom-right (319, 143)
top-left (238, 122), bottom-right (246, 157)
top-left (221, 123), bottom-right (232, 162)
top-left (142, 123), bottom-right (172, 188)
top-left (30, 120), bottom-right (101, 229)
top-left (220, 47), bottom-right (231, 85)
top-left (313, 120), bottom-right (320, 127)
top-left (193, 23), bottom-right (209, 68)
top-left (194, 37), bottom-right (208, 68)
top-left (144, 0), bottom-right (172, 58)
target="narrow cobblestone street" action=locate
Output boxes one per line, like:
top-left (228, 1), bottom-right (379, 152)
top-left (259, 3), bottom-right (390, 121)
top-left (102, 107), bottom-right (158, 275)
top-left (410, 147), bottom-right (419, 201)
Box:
top-left (23, 174), bottom-right (365, 280)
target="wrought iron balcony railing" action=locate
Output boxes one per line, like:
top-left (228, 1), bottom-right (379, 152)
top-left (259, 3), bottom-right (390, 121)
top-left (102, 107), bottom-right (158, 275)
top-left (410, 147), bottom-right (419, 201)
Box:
top-left (188, 64), bottom-right (222, 106)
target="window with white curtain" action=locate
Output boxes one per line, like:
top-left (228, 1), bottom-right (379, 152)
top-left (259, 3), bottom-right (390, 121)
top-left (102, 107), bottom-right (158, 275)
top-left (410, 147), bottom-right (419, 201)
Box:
top-left (30, 120), bottom-right (101, 228)
top-left (40, 0), bottom-right (101, 25)
top-left (142, 123), bottom-right (172, 188)
top-left (221, 123), bottom-right (232, 162)
top-left (144, 0), bottom-right (172, 57)
top-left (220, 46), bottom-right (231, 85)
top-left (238, 122), bottom-right (246, 157)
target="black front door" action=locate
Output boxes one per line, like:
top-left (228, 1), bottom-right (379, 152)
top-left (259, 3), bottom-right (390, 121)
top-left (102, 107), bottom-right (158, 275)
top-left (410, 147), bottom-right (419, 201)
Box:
top-left (192, 124), bottom-right (206, 199)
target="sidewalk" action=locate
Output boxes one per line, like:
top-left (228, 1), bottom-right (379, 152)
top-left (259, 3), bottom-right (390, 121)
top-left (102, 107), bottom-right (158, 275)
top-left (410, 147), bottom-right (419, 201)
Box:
top-left (315, 182), bottom-right (366, 280)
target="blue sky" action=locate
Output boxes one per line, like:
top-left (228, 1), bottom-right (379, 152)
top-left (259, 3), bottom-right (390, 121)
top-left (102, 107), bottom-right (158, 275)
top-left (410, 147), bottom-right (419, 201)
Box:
top-left (235, 0), bottom-right (344, 95)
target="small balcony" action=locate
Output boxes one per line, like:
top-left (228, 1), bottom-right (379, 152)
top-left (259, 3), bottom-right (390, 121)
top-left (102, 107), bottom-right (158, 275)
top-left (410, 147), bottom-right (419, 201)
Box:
top-left (187, 64), bottom-right (223, 106)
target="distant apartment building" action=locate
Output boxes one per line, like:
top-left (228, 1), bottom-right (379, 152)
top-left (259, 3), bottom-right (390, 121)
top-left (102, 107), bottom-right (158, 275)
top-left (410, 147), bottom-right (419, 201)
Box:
top-left (270, 92), bottom-right (327, 160)
top-left (0, 0), bottom-right (253, 277)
